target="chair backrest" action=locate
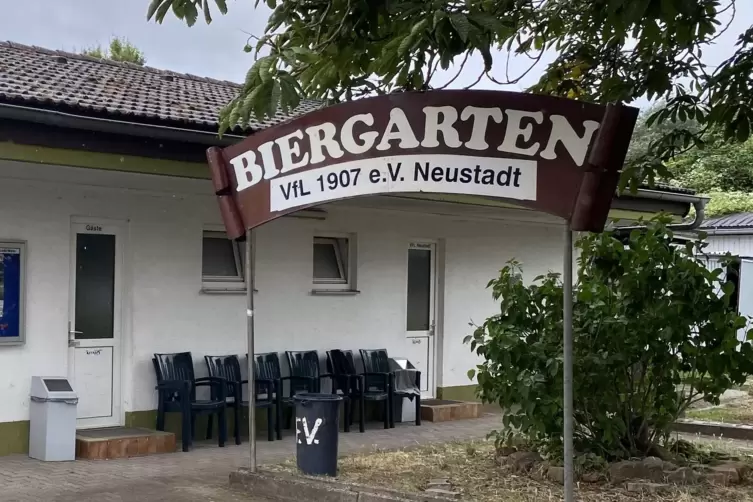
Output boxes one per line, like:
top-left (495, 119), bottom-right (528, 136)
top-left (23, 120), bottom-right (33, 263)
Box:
top-left (286, 351), bottom-right (320, 379)
top-left (153, 352), bottom-right (196, 401)
top-left (255, 352), bottom-right (282, 381)
top-left (286, 350), bottom-right (320, 393)
top-left (359, 349), bottom-right (391, 392)
top-left (205, 355), bottom-right (242, 381)
top-left (205, 355), bottom-right (242, 399)
top-left (360, 349), bottom-right (391, 374)
top-left (326, 350), bottom-right (357, 376)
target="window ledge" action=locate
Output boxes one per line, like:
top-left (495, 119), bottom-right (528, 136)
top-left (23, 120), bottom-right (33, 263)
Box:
top-left (201, 288), bottom-right (259, 295)
top-left (310, 289), bottom-right (361, 296)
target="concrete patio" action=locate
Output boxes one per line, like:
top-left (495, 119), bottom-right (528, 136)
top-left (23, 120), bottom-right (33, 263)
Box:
top-left (0, 414), bottom-right (498, 501)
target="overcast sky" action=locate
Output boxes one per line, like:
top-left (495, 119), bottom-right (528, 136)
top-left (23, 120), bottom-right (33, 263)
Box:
top-left (1, 0), bottom-right (750, 105)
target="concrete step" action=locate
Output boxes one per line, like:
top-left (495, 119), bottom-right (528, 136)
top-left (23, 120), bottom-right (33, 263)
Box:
top-left (420, 399), bottom-right (481, 422)
top-left (76, 427), bottom-right (176, 459)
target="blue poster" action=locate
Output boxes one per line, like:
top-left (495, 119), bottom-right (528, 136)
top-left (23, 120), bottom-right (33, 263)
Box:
top-left (0, 246), bottom-right (22, 340)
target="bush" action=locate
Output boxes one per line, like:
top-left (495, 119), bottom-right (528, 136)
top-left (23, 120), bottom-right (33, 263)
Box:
top-left (466, 218), bottom-right (753, 460)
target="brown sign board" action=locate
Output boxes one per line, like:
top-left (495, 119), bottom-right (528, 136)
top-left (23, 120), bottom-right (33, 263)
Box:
top-left (207, 90), bottom-right (638, 239)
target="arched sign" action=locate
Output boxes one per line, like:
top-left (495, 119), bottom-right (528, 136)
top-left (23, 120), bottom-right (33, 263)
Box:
top-left (207, 90), bottom-right (638, 238)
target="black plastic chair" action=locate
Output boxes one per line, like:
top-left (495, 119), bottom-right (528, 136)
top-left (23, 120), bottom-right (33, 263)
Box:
top-left (204, 355), bottom-right (276, 444)
top-left (152, 352), bottom-right (228, 452)
top-left (286, 350), bottom-right (333, 393)
top-left (360, 348), bottom-right (421, 427)
top-left (327, 349), bottom-right (392, 432)
top-left (255, 352), bottom-right (317, 439)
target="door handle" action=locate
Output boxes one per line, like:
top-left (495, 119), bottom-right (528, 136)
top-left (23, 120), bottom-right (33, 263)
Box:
top-left (67, 321), bottom-right (82, 347)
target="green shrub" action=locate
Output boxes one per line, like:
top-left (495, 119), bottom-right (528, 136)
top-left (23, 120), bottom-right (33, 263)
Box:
top-left (466, 217), bottom-right (753, 459)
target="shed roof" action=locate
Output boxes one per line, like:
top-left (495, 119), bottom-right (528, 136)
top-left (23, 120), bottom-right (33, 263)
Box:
top-left (702, 213), bottom-right (753, 230)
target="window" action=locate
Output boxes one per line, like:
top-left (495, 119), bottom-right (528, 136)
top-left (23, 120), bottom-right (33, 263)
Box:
top-left (313, 235), bottom-right (354, 291)
top-left (202, 231), bottom-right (246, 292)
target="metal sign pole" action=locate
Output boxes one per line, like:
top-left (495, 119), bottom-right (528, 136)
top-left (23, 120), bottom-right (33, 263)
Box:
top-left (563, 224), bottom-right (574, 502)
top-left (245, 228), bottom-right (257, 472)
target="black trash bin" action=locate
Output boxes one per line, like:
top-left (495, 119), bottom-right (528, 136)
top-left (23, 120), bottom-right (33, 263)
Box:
top-left (294, 392), bottom-right (343, 476)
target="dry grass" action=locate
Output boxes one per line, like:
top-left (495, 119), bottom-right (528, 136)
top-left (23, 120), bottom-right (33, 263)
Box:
top-left (686, 394), bottom-right (753, 425)
top-left (274, 440), bottom-right (753, 501)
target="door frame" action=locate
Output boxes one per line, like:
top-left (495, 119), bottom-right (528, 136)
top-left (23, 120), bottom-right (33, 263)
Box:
top-left (405, 239), bottom-right (439, 398)
top-left (68, 217), bottom-right (127, 429)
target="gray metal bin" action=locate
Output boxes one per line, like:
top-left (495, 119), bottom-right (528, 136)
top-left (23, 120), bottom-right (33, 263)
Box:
top-left (29, 376), bottom-right (78, 461)
top-left (388, 358), bottom-right (419, 423)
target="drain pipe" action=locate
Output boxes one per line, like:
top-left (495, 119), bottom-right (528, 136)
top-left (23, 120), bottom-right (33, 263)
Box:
top-left (611, 189), bottom-right (708, 232)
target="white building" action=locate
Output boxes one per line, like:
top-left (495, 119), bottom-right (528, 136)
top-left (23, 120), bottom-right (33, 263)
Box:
top-left (702, 212), bottom-right (753, 256)
top-left (698, 212), bottom-right (753, 339)
top-left (0, 42), bottom-right (703, 455)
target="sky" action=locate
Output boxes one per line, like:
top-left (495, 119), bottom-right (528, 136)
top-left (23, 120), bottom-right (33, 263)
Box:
top-left (0, 0), bottom-right (750, 104)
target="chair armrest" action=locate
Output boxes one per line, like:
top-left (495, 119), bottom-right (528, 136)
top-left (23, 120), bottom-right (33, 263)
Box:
top-left (360, 372), bottom-right (390, 389)
top-left (350, 374), bottom-right (365, 392)
top-left (280, 375), bottom-right (317, 393)
top-left (280, 375), bottom-right (317, 383)
top-left (194, 376), bottom-right (228, 400)
top-left (326, 374), bottom-right (353, 393)
top-left (248, 378), bottom-right (276, 395)
top-left (155, 380), bottom-right (190, 392)
top-left (195, 376), bottom-right (227, 385)
top-left (361, 372), bottom-right (390, 379)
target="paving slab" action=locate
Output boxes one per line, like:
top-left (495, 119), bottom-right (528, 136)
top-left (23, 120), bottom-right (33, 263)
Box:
top-left (0, 414), bottom-right (498, 502)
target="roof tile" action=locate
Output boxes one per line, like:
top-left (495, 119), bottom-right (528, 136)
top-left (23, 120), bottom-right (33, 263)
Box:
top-left (0, 41), bottom-right (323, 132)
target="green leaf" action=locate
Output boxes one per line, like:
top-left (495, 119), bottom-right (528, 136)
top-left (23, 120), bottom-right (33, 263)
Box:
top-left (214, 0), bottom-right (228, 14)
top-left (267, 80), bottom-right (281, 119)
top-left (203, 0), bottom-right (212, 23)
top-left (253, 81), bottom-right (274, 121)
top-left (147, 0), bottom-right (167, 20)
top-left (449, 13), bottom-right (471, 43)
top-left (183, 1), bottom-right (199, 26)
top-left (171, 0), bottom-right (185, 19)
top-left (411, 19), bottom-right (429, 36)
top-left (154, 0), bottom-right (173, 22)
top-left (258, 56), bottom-right (275, 83)
top-left (279, 75), bottom-right (301, 113)
top-left (479, 46), bottom-right (493, 72)
top-left (397, 34), bottom-right (416, 55)
top-left (467, 369), bottom-right (476, 380)
top-left (468, 12), bottom-right (502, 33)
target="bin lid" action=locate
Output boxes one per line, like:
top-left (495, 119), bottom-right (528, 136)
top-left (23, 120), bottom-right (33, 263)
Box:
top-left (388, 357), bottom-right (415, 370)
top-left (30, 376), bottom-right (77, 400)
top-left (293, 392), bottom-right (343, 402)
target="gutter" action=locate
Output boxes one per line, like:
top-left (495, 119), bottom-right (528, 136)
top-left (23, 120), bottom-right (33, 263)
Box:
top-left (612, 189), bottom-right (709, 232)
top-left (0, 102), bottom-right (247, 146)
top-left (701, 227), bottom-right (753, 236)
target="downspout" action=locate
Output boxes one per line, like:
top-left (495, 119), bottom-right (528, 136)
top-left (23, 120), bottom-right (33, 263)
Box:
top-left (612, 189), bottom-right (708, 232)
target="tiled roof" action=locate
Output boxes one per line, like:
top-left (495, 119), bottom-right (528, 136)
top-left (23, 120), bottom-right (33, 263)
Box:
top-left (702, 212), bottom-right (753, 229)
top-left (0, 41), bottom-right (323, 133)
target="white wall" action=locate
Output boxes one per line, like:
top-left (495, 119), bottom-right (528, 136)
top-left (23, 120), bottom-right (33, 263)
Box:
top-left (0, 160), bottom-right (563, 422)
top-left (705, 234), bottom-right (753, 257)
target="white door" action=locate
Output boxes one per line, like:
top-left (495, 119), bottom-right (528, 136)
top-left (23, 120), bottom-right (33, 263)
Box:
top-left (737, 258), bottom-right (753, 343)
top-left (404, 241), bottom-right (436, 398)
top-left (68, 221), bottom-right (123, 428)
